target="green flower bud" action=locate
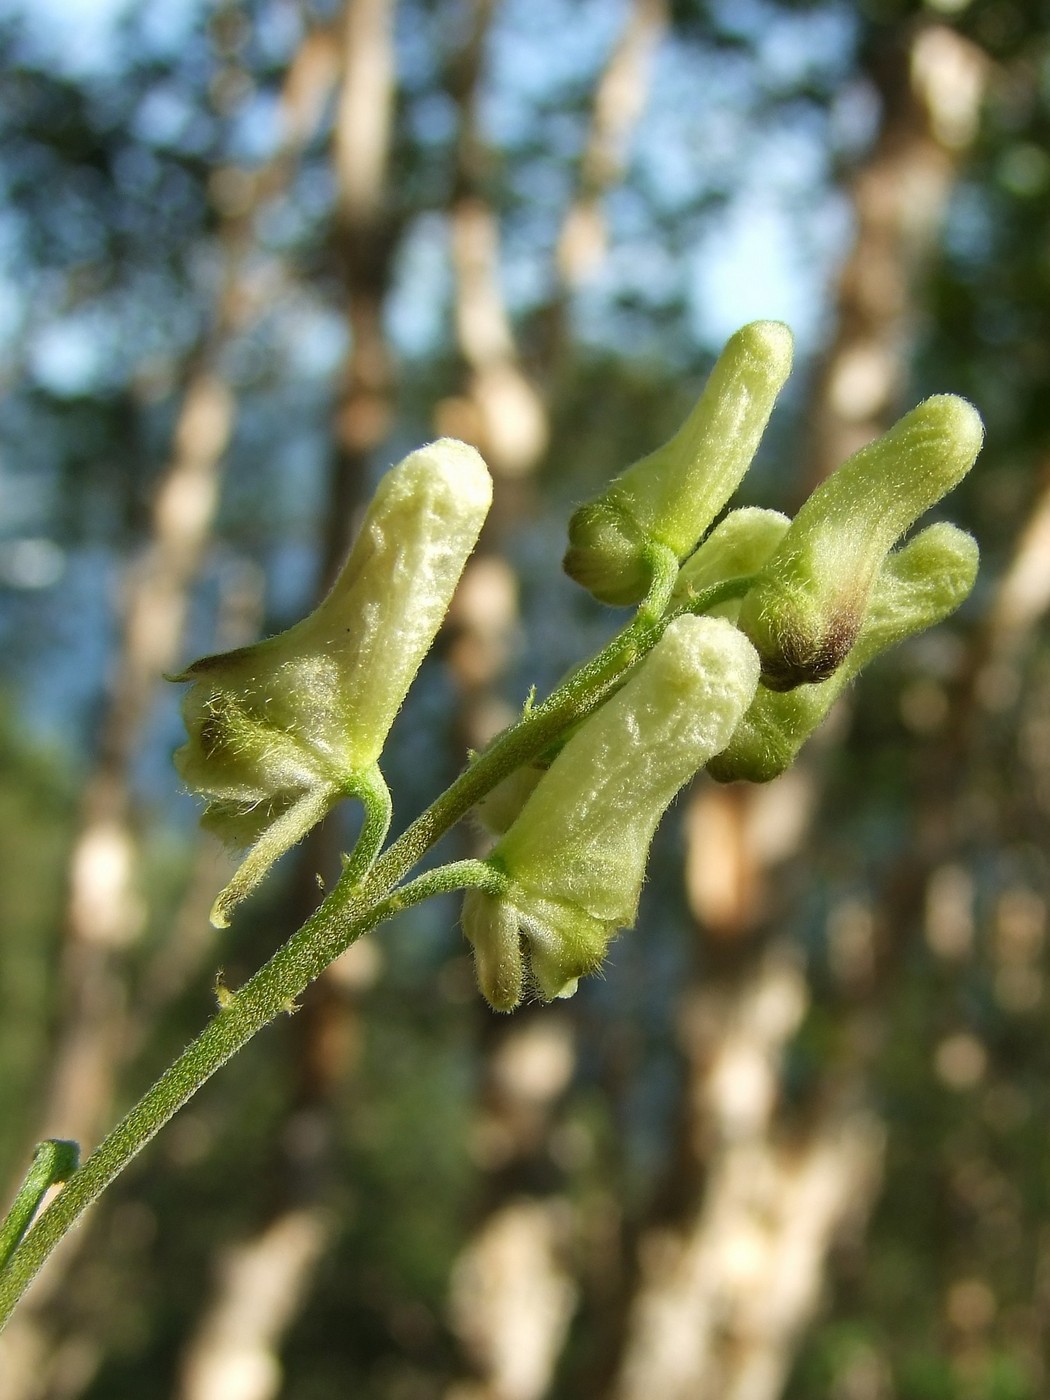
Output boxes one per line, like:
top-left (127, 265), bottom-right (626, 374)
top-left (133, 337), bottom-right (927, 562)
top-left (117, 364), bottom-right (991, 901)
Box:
top-left (463, 615), bottom-right (760, 1009)
top-left (563, 321), bottom-right (793, 606)
top-left (670, 506), bottom-right (790, 617)
top-left (737, 395), bottom-right (983, 692)
top-left (174, 438), bottom-right (492, 924)
top-left (708, 522), bottom-right (978, 783)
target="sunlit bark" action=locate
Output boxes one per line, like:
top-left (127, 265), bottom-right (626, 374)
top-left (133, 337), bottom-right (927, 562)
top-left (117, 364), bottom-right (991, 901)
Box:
top-left (437, 0), bottom-right (547, 479)
top-left (807, 21), bottom-right (988, 485)
top-left (175, 941), bottom-right (380, 1400)
top-left (439, 5), bottom-right (572, 1395)
top-left (175, 4), bottom-right (400, 1398)
top-left (968, 463), bottom-right (1050, 717)
top-left (556, 0), bottom-right (668, 287)
top-left (611, 951), bottom-right (883, 1400)
top-left (447, 1012), bottom-right (579, 1400)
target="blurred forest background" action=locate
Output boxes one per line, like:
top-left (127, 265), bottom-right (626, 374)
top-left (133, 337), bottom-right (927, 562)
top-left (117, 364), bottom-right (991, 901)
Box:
top-left (1, 0), bottom-right (1050, 1396)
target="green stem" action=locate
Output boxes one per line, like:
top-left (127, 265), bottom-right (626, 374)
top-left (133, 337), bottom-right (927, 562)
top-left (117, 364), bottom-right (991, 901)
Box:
top-left (0, 572), bottom-right (747, 1325)
top-left (674, 570), bottom-right (755, 620)
top-left (637, 541), bottom-right (681, 623)
top-left (0, 859), bottom-right (485, 1327)
top-left (386, 858), bottom-right (506, 909)
top-left (0, 1141), bottom-right (79, 1270)
top-left (340, 763), bottom-right (393, 887)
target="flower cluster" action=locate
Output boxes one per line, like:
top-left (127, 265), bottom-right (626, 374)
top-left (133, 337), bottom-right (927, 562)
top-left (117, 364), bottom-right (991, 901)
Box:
top-left (174, 324), bottom-right (982, 1006)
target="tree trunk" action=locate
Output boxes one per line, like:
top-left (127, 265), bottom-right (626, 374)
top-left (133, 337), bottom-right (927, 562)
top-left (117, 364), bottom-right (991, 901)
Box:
top-left (443, 6), bottom-right (668, 1395)
top-left (175, 3), bottom-right (402, 1397)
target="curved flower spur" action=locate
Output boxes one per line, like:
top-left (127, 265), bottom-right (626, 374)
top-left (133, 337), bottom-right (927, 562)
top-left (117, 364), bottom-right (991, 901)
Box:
top-left (172, 439), bottom-right (493, 927)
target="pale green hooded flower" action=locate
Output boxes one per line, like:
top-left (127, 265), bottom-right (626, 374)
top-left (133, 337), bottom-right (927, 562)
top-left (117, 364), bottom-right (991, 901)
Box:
top-left (463, 615), bottom-right (760, 1009)
top-left (174, 438), bottom-right (493, 925)
top-left (564, 321), bottom-right (793, 606)
top-left (709, 522), bottom-right (979, 783)
top-left (473, 509), bottom-right (791, 842)
top-left (737, 395), bottom-right (983, 692)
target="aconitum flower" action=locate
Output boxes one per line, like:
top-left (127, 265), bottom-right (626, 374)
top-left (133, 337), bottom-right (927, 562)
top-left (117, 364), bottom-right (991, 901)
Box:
top-left (463, 615), bottom-right (760, 1009)
top-left (736, 395), bottom-right (983, 692)
top-left (174, 438), bottom-right (492, 926)
top-left (709, 522), bottom-right (979, 783)
top-left (563, 321), bottom-right (793, 606)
